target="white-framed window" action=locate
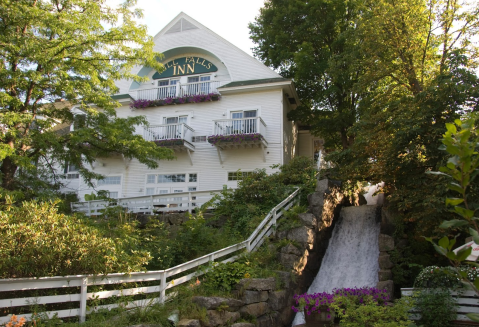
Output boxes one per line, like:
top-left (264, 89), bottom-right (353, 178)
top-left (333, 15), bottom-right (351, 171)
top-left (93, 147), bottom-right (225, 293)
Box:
top-left (192, 136), bottom-right (207, 143)
top-left (146, 188), bottom-right (155, 195)
top-left (189, 173), bottom-right (197, 183)
top-left (157, 174), bottom-right (186, 183)
top-left (157, 78), bottom-right (179, 98)
top-left (230, 110), bottom-right (257, 134)
top-left (146, 174), bottom-right (156, 184)
top-left (164, 115), bottom-right (188, 125)
top-left (228, 171), bottom-right (253, 181)
top-left (98, 176), bottom-right (121, 186)
top-left (64, 164), bottom-right (79, 179)
top-left (108, 192), bottom-right (119, 199)
top-left (187, 75), bottom-right (211, 94)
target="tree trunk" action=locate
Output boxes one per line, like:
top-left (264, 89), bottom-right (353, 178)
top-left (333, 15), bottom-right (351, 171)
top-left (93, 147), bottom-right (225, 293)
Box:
top-left (1, 157), bottom-right (18, 190)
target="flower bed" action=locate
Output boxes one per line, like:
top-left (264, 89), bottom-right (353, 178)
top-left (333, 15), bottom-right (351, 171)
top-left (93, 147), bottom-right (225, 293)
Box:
top-left (207, 133), bottom-right (264, 146)
top-left (153, 139), bottom-right (184, 147)
top-left (130, 93), bottom-right (220, 109)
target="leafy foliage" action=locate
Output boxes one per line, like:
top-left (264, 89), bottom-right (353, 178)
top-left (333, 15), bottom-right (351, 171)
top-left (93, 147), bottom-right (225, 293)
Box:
top-left (0, 199), bottom-right (150, 278)
top-left (202, 261), bottom-right (253, 292)
top-left (0, 0), bottom-right (174, 196)
top-left (413, 288), bottom-right (457, 327)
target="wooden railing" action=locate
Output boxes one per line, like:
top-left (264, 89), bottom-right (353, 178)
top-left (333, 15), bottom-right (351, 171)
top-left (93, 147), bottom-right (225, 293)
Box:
top-left (71, 189), bottom-right (221, 216)
top-left (212, 117), bottom-right (267, 136)
top-left (136, 81), bottom-right (222, 100)
top-left (401, 288), bottom-right (479, 322)
top-left (0, 188), bottom-right (300, 324)
top-left (143, 123), bottom-right (194, 144)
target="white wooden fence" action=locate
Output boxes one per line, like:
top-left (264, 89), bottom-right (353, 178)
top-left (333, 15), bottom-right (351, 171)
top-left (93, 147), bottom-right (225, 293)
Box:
top-left (401, 288), bottom-right (479, 322)
top-left (0, 188), bottom-right (301, 324)
top-left (71, 189), bottom-right (223, 216)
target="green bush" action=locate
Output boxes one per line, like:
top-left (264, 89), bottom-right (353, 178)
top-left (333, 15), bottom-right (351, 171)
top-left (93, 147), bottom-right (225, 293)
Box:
top-left (0, 200), bottom-right (150, 278)
top-left (413, 288), bottom-right (457, 327)
top-left (202, 261), bottom-right (253, 292)
top-left (414, 266), bottom-right (461, 288)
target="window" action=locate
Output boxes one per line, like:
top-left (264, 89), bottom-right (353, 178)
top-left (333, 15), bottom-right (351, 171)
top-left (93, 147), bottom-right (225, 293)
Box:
top-left (157, 174), bottom-right (185, 183)
top-left (228, 171), bottom-right (253, 181)
top-left (108, 192), bottom-right (119, 199)
top-left (146, 188), bottom-right (155, 195)
top-left (146, 174), bottom-right (156, 184)
top-left (189, 173), bottom-right (197, 182)
top-left (192, 136), bottom-right (207, 143)
top-left (64, 163), bottom-right (79, 179)
top-left (230, 110), bottom-right (257, 134)
top-left (187, 75), bottom-right (211, 94)
top-left (164, 115), bottom-right (187, 124)
top-left (157, 78), bottom-right (179, 98)
top-left (97, 176), bottom-right (121, 185)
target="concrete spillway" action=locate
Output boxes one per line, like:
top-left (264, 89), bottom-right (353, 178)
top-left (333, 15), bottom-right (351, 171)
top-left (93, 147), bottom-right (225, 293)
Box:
top-left (292, 205), bottom-right (380, 326)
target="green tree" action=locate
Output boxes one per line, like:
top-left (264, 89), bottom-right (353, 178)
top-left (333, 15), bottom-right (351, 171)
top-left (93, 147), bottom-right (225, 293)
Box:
top-left (249, 0), bottom-right (363, 150)
top-left (0, 0), bottom-right (174, 197)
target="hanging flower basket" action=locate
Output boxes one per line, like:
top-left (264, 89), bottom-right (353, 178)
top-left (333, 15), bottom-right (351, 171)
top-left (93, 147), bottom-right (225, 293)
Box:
top-left (130, 93), bottom-right (221, 109)
top-left (207, 133), bottom-right (265, 146)
top-left (153, 139), bottom-right (184, 147)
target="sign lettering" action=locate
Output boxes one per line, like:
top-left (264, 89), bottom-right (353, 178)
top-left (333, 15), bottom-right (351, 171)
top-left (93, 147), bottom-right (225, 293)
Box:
top-left (152, 57), bottom-right (218, 79)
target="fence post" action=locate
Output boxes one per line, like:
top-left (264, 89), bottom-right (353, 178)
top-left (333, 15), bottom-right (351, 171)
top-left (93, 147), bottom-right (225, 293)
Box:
top-left (188, 192), bottom-right (192, 214)
top-left (246, 239), bottom-right (251, 252)
top-left (150, 195), bottom-right (153, 214)
top-left (79, 277), bottom-right (88, 323)
top-left (87, 202), bottom-right (91, 217)
top-left (160, 271), bottom-right (166, 304)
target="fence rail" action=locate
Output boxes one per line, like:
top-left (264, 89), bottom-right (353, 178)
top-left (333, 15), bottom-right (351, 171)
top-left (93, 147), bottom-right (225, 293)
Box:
top-left (71, 189), bottom-right (222, 216)
top-left (0, 188), bottom-right (301, 324)
top-left (401, 288), bottom-right (479, 322)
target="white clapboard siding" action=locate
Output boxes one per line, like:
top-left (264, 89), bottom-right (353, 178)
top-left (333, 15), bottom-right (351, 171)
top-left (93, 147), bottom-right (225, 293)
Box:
top-left (0, 188), bottom-right (300, 324)
top-left (401, 288), bottom-right (479, 322)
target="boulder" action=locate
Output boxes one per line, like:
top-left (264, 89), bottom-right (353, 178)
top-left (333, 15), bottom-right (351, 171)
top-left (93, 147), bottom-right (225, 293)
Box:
top-left (256, 311), bottom-right (280, 327)
top-left (274, 271), bottom-right (295, 290)
top-left (280, 243), bottom-right (302, 256)
top-left (298, 213), bottom-right (317, 229)
top-left (309, 206), bottom-right (323, 220)
top-left (268, 290), bottom-right (288, 311)
top-left (378, 253), bottom-right (394, 269)
top-left (316, 179), bottom-right (332, 193)
top-left (204, 310), bottom-right (240, 327)
top-left (192, 296), bottom-right (244, 311)
top-left (376, 280), bottom-right (394, 298)
top-left (231, 323), bottom-right (255, 327)
top-left (236, 278), bottom-right (276, 291)
top-left (378, 269), bottom-right (392, 281)
top-left (279, 253), bottom-right (300, 270)
top-left (242, 290), bottom-right (269, 304)
top-left (287, 226), bottom-right (315, 247)
top-left (307, 193), bottom-right (324, 207)
top-left (177, 319), bottom-right (201, 327)
top-left (239, 302), bottom-right (269, 318)
top-left (378, 234), bottom-right (394, 251)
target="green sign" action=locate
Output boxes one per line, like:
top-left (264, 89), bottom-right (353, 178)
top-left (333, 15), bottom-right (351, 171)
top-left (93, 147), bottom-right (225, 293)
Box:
top-left (152, 57), bottom-right (218, 79)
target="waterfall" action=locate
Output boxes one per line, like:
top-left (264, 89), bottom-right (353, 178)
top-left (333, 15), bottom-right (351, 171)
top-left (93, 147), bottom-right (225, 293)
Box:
top-left (292, 205), bottom-right (381, 326)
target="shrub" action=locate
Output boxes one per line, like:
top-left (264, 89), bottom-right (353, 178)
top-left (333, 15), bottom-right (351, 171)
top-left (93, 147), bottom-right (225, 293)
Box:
top-left (202, 261), bottom-right (253, 292)
top-left (414, 265), bottom-right (461, 288)
top-left (413, 288), bottom-right (457, 327)
top-left (0, 200), bottom-right (150, 278)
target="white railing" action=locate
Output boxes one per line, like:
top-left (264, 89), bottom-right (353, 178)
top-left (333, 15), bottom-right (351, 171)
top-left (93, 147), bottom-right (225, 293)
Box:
top-left (401, 288), bottom-right (479, 321)
top-left (143, 123), bottom-right (194, 144)
top-left (136, 81), bottom-right (222, 101)
top-left (0, 188), bottom-right (301, 324)
top-left (212, 117), bottom-right (267, 136)
top-left (71, 189), bottom-right (220, 216)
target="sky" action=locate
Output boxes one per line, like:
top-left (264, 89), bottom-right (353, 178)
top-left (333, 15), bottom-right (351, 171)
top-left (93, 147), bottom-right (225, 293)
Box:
top-left (106, 0), bottom-right (267, 57)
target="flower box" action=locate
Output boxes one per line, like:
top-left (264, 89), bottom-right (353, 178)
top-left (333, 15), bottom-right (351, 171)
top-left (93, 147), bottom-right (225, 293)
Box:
top-left (130, 93), bottom-right (221, 109)
top-left (207, 133), bottom-right (265, 146)
top-left (153, 139), bottom-right (184, 147)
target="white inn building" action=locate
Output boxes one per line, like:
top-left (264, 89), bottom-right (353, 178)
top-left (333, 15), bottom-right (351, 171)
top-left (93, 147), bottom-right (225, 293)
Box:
top-left (62, 13), bottom-right (322, 201)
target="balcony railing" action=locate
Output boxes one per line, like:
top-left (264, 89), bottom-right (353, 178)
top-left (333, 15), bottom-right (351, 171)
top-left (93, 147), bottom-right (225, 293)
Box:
top-left (143, 123), bottom-right (195, 150)
top-left (136, 81), bottom-right (222, 101)
top-left (212, 117), bottom-right (267, 137)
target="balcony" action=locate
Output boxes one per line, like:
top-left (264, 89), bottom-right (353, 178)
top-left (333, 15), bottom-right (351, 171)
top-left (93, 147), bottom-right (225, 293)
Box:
top-left (143, 123), bottom-right (195, 155)
top-left (136, 81), bottom-right (222, 101)
top-left (209, 117), bottom-right (268, 163)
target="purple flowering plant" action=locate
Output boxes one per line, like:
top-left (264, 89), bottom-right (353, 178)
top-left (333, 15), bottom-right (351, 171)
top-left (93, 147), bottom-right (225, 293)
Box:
top-left (207, 133), bottom-right (264, 146)
top-left (130, 93), bottom-right (220, 109)
top-left (153, 139), bottom-right (184, 147)
top-left (292, 287), bottom-right (390, 316)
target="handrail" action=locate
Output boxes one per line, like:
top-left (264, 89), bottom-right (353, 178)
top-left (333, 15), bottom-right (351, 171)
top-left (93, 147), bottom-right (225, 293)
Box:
top-left (1, 187), bottom-right (301, 324)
